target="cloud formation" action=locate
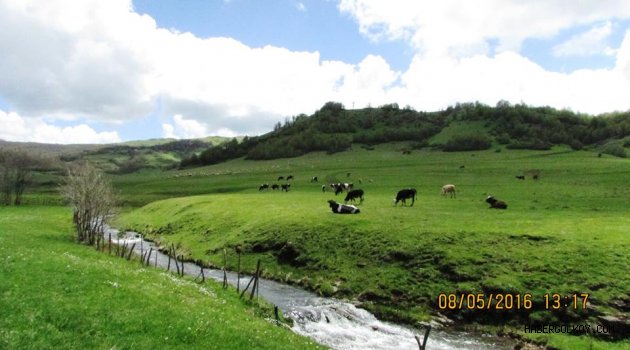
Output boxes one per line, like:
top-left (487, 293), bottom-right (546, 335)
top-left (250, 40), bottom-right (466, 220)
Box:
top-left (0, 110), bottom-right (120, 144)
top-left (0, 0), bottom-right (630, 143)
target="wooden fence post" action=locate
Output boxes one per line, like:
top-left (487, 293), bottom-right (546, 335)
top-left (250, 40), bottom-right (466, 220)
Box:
top-left (414, 325), bottom-right (431, 350)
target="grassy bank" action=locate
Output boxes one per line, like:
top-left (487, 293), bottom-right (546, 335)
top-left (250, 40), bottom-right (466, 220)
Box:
top-left (116, 145), bottom-right (630, 349)
top-left (0, 206), bottom-right (323, 349)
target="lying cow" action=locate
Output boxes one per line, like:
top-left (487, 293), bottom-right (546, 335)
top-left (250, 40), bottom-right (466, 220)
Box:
top-left (328, 200), bottom-right (360, 214)
top-left (394, 188), bottom-right (417, 206)
top-left (486, 196), bottom-right (507, 209)
top-left (344, 189), bottom-right (364, 204)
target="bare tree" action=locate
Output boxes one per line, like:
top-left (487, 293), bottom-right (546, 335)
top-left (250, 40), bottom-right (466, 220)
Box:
top-left (60, 162), bottom-right (116, 246)
top-left (0, 150), bottom-right (41, 205)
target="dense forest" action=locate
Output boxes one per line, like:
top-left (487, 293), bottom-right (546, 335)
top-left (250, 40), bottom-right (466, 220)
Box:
top-left (180, 101), bottom-right (630, 167)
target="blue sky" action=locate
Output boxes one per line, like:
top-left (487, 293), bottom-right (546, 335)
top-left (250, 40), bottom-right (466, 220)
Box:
top-left (1, 0), bottom-right (630, 144)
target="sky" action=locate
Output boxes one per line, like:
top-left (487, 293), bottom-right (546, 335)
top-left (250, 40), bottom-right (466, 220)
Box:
top-left (1, 0), bottom-right (630, 144)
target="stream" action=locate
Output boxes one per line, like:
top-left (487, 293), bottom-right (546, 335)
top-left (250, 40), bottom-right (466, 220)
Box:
top-left (105, 227), bottom-right (516, 350)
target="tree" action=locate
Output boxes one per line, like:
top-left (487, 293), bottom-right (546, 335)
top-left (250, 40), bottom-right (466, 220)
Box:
top-left (0, 150), bottom-right (42, 205)
top-left (60, 163), bottom-right (116, 246)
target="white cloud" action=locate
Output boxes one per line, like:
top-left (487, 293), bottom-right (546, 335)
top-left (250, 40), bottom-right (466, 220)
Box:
top-left (0, 110), bottom-right (120, 144)
top-left (338, 0), bottom-right (630, 57)
top-left (161, 114), bottom-right (238, 139)
top-left (0, 0), bottom-right (630, 145)
top-left (296, 2), bottom-right (306, 12)
top-left (553, 22), bottom-right (615, 57)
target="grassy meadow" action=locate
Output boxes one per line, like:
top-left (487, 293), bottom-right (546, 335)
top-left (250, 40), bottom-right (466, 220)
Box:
top-left (0, 206), bottom-right (324, 350)
top-left (113, 144), bottom-right (630, 349)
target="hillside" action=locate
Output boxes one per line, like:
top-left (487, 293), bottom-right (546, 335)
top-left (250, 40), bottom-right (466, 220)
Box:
top-left (117, 145), bottom-right (630, 349)
top-left (0, 206), bottom-right (321, 349)
top-left (181, 101), bottom-right (630, 167)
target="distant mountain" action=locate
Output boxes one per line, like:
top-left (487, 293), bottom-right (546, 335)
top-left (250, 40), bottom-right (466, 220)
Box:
top-left (181, 101), bottom-right (630, 167)
top-left (0, 136), bottom-right (238, 174)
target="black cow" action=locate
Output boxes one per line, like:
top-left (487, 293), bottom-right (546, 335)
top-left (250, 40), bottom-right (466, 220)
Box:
top-left (281, 184), bottom-right (291, 192)
top-left (311, 176), bottom-right (318, 183)
top-left (277, 176), bottom-right (284, 181)
top-left (287, 175), bottom-right (294, 181)
top-left (271, 184), bottom-right (280, 191)
top-left (328, 200), bottom-right (360, 214)
top-left (486, 196), bottom-right (508, 209)
top-left (259, 184), bottom-right (269, 191)
top-left (394, 188), bottom-right (417, 206)
top-left (344, 189), bottom-right (364, 204)
top-left (515, 175), bottom-right (525, 180)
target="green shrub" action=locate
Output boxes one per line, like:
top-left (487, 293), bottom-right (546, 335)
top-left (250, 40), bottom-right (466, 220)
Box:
top-left (442, 134), bottom-right (492, 152)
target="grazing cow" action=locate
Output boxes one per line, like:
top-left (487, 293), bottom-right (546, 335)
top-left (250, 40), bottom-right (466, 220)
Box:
top-left (459, 165), bottom-right (465, 169)
top-left (328, 200), bottom-right (360, 214)
top-left (441, 184), bottom-right (456, 198)
top-left (311, 176), bottom-right (318, 183)
top-left (277, 176), bottom-right (284, 181)
top-left (281, 184), bottom-right (291, 192)
top-left (287, 175), bottom-right (294, 181)
top-left (515, 175), bottom-right (525, 180)
top-left (271, 184), bottom-right (280, 191)
top-left (532, 174), bottom-right (539, 180)
top-left (344, 189), bottom-right (364, 204)
top-left (321, 185), bottom-right (326, 192)
top-left (347, 172), bottom-right (351, 177)
top-left (486, 196), bottom-right (508, 209)
top-left (259, 184), bottom-right (269, 191)
top-left (394, 188), bottom-right (417, 206)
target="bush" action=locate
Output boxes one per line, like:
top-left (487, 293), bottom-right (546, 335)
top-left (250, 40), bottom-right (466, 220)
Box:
top-left (601, 144), bottom-right (627, 158)
top-left (442, 134), bottom-right (492, 152)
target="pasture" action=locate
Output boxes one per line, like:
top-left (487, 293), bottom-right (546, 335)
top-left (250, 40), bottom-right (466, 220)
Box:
top-left (0, 206), bottom-right (322, 350)
top-left (115, 144), bottom-right (630, 348)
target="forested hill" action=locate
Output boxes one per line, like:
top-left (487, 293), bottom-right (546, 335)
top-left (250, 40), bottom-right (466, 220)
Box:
top-left (181, 101), bottom-right (630, 167)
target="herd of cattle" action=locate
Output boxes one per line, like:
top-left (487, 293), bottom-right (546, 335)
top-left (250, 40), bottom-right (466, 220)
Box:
top-left (258, 175), bottom-right (512, 214)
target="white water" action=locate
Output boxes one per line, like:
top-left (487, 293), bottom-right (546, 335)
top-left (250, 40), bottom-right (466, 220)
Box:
top-left (106, 228), bottom-right (514, 350)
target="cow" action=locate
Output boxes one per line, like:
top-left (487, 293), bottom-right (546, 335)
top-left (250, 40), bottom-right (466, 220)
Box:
top-left (344, 189), bottom-right (364, 204)
top-left (486, 196), bottom-right (508, 209)
top-left (259, 184), bottom-right (269, 191)
top-left (321, 185), bottom-right (326, 192)
top-left (271, 184), bottom-right (280, 191)
top-left (311, 176), bottom-right (318, 183)
top-left (277, 176), bottom-right (284, 181)
top-left (515, 175), bottom-right (525, 180)
top-left (281, 184), bottom-right (291, 192)
top-left (328, 200), bottom-right (360, 214)
top-left (394, 188), bottom-right (417, 206)
top-left (287, 175), bottom-right (294, 181)
top-left (441, 184), bottom-right (456, 198)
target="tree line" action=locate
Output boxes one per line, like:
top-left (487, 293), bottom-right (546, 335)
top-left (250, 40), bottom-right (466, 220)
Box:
top-left (180, 101), bottom-right (630, 167)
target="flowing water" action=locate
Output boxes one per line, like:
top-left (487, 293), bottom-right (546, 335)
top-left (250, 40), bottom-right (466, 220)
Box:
top-left (105, 227), bottom-right (516, 350)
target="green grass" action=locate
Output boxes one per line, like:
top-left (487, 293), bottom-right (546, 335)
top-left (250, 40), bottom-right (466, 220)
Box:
top-left (114, 144), bottom-right (630, 349)
top-left (0, 206), bottom-right (324, 350)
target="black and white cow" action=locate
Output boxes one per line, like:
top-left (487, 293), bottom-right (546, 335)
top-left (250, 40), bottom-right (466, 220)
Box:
top-left (311, 176), bottom-right (318, 183)
top-left (271, 184), bottom-right (280, 191)
top-left (321, 185), bottom-right (326, 192)
top-left (287, 175), bottom-right (294, 181)
top-left (328, 200), bottom-right (360, 214)
top-left (259, 184), bottom-right (269, 191)
top-left (394, 188), bottom-right (417, 206)
top-left (281, 184), bottom-right (291, 192)
top-left (277, 176), bottom-right (284, 181)
top-left (344, 189), bottom-right (364, 204)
